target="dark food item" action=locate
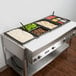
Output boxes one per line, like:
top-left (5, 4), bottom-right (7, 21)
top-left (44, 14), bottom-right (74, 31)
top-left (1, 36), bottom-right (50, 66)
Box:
top-left (31, 28), bottom-right (47, 36)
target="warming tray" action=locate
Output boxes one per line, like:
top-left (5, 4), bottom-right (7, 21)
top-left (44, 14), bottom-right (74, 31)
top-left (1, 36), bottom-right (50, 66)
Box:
top-left (36, 19), bottom-right (58, 30)
top-left (4, 15), bottom-right (71, 45)
top-left (3, 14), bottom-right (76, 76)
top-left (4, 29), bottom-right (35, 44)
top-left (45, 15), bottom-right (70, 25)
top-left (20, 23), bottom-right (51, 37)
top-left (23, 21), bottom-right (76, 52)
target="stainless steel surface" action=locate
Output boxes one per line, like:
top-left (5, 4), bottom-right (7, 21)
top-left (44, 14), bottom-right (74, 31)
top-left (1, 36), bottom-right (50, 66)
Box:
top-left (3, 45), bottom-right (27, 76)
top-left (2, 21), bottom-right (76, 76)
top-left (24, 21), bottom-right (76, 51)
top-left (26, 38), bottom-right (65, 64)
top-left (27, 43), bottom-right (69, 76)
top-left (3, 35), bottom-right (25, 60)
top-left (3, 27), bottom-right (75, 64)
top-left (24, 28), bottom-right (76, 64)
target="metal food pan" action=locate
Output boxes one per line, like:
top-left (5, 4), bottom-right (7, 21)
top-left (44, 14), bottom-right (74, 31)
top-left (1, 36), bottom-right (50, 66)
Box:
top-left (35, 19), bottom-right (59, 30)
top-left (20, 23), bottom-right (40, 32)
top-left (4, 28), bottom-right (35, 45)
top-left (30, 26), bottom-right (51, 37)
top-left (45, 15), bottom-right (70, 25)
top-left (20, 22), bottom-right (51, 37)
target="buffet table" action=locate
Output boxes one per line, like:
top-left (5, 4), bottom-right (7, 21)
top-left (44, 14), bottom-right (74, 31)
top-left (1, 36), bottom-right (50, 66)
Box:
top-left (2, 15), bottom-right (76, 76)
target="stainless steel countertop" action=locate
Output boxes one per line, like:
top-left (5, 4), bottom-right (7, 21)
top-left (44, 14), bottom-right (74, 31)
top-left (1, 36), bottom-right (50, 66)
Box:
top-left (23, 21), bottom-right (76, 52)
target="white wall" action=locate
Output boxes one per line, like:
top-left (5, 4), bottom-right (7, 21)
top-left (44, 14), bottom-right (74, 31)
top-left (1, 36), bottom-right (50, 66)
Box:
top-left (0, 0), bottom-right (76, 69)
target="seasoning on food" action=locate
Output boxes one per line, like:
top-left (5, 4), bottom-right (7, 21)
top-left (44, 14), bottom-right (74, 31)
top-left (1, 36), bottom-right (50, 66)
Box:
top-left (6, 29), bottom-right (34, 43)
top-left (36, 21), bottom-right (57, 29)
